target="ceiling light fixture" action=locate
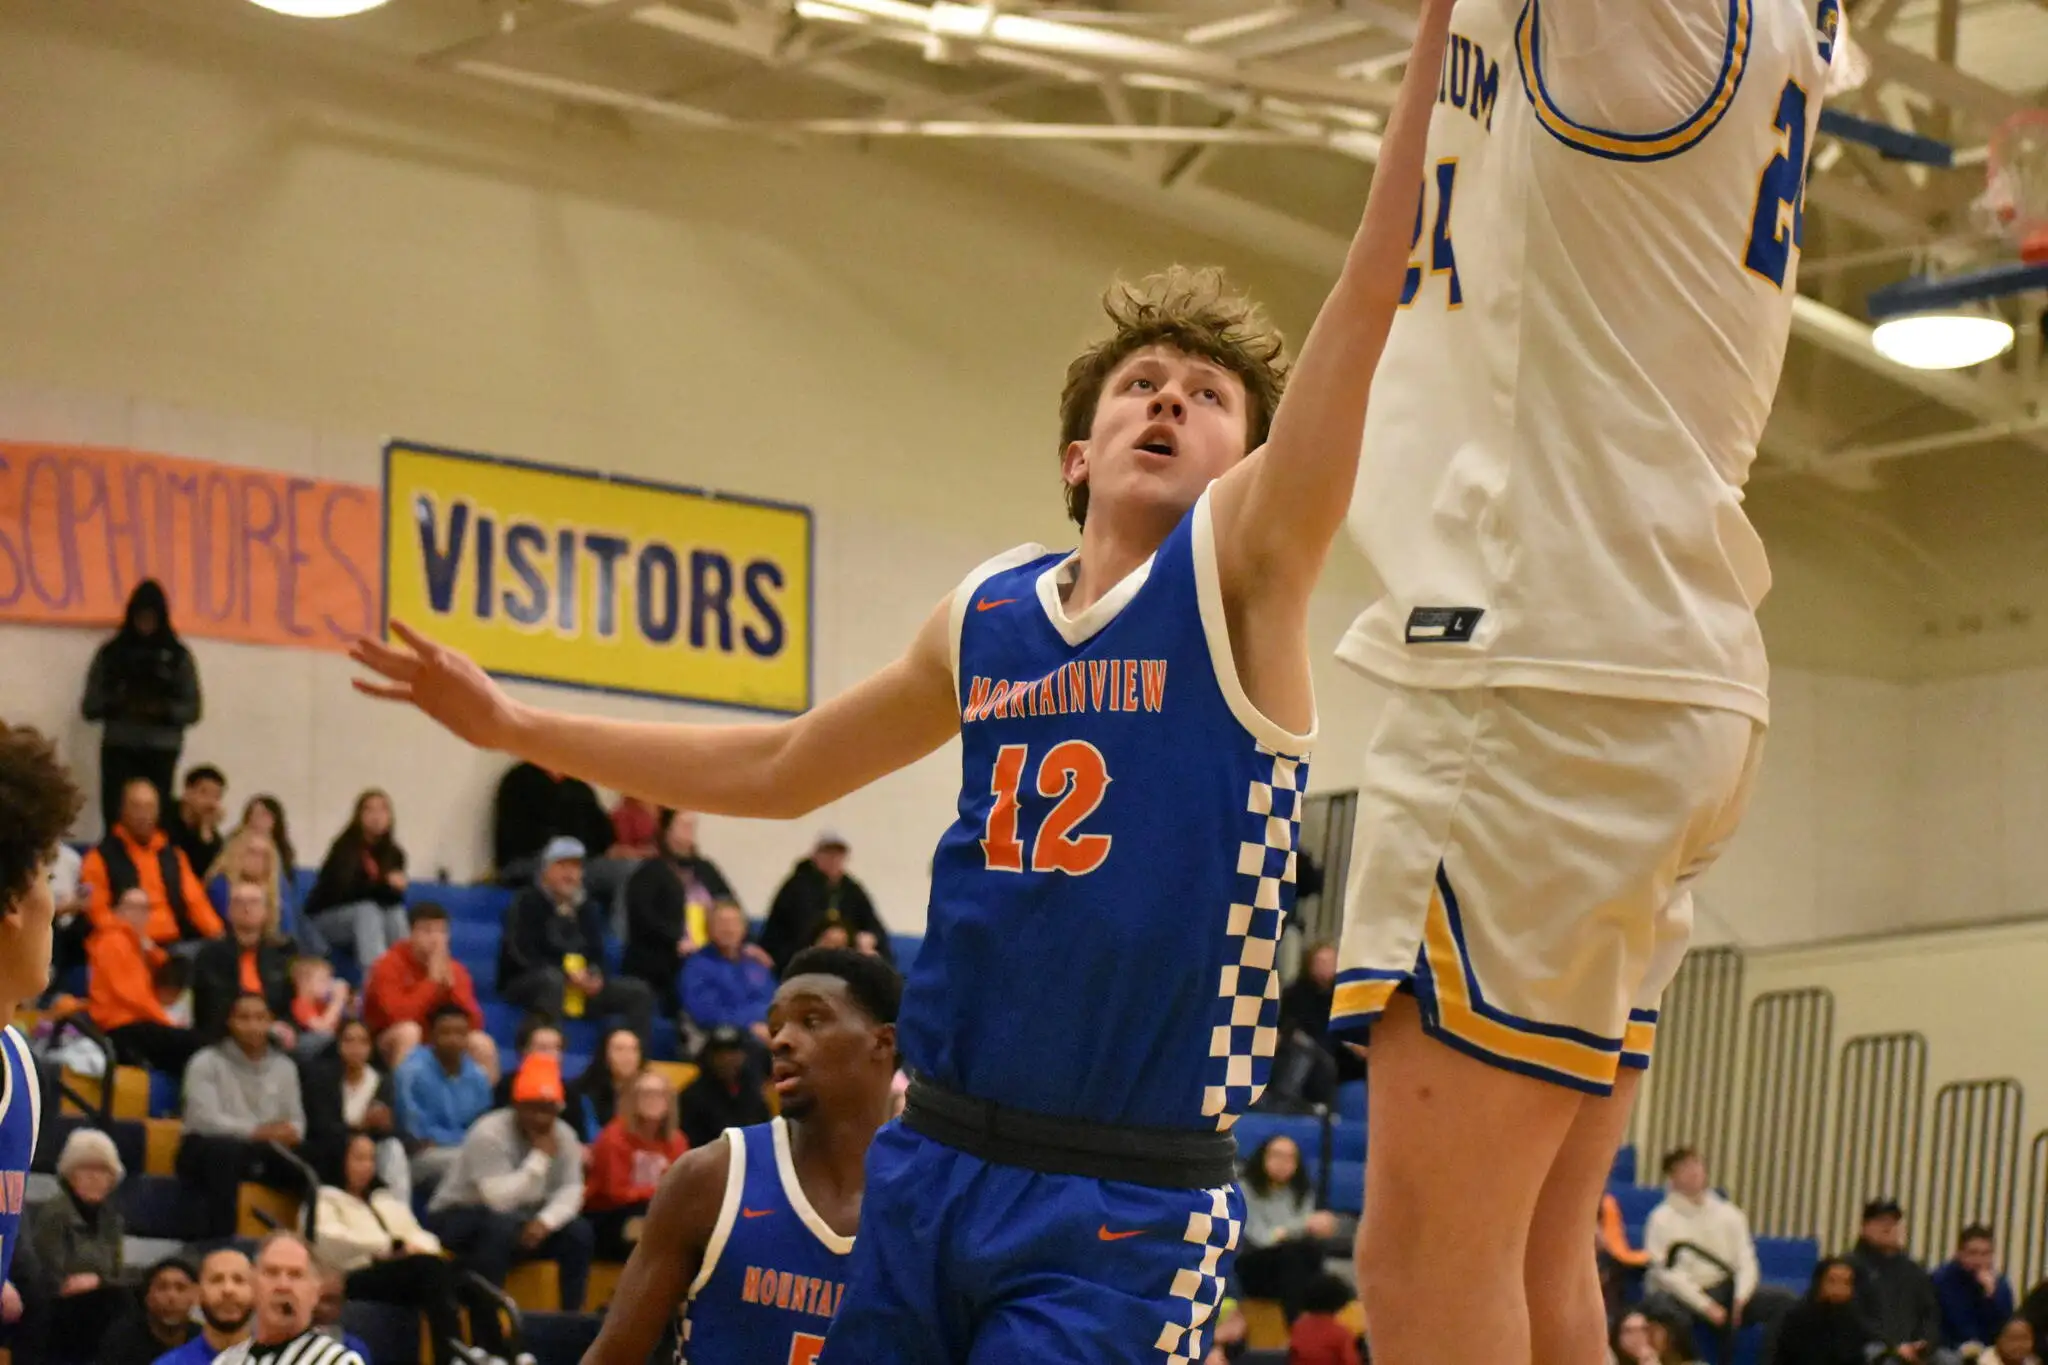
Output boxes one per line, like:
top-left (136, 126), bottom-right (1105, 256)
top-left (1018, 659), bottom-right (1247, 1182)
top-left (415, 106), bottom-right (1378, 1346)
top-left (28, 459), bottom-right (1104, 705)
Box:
top-left (1869, 309), bottom-right (2017, 370)
top-left (246, 0), bottom-right (392, 17)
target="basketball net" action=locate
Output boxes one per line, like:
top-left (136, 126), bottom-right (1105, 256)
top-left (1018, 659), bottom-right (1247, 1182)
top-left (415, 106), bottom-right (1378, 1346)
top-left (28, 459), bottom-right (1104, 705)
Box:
top-left (1982, 109), bottom-right (2048, 265)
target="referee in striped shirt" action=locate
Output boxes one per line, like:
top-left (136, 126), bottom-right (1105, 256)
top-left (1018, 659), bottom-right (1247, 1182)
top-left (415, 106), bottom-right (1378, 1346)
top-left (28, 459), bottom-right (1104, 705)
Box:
top-left (213, 1232), bottom-right (367, 1365)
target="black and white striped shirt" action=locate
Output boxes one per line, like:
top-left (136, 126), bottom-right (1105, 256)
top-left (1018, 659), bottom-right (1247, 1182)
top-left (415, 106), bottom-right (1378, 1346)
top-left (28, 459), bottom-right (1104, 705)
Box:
top-left (213, 1328), bottom-right (367, 1365)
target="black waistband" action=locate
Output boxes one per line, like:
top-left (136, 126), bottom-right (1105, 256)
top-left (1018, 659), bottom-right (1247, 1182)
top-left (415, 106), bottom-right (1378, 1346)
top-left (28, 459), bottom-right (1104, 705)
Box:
top-left (901, 1075), bottom-right (1239, 1189)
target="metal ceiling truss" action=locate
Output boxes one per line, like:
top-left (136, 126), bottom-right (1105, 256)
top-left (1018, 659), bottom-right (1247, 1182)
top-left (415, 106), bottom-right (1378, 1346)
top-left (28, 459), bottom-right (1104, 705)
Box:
top-left (431, 0), bottom-right (2043, 478)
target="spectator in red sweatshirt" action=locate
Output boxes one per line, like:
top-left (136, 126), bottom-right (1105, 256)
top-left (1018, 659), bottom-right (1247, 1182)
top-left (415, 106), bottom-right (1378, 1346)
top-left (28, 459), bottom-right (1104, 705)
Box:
top-left (1288, 1274), bottom-right (1363, 1365)
top-left (582, 1070), bottom-right (687, 1260)
top-left (363, 903), bottom-right (498, 1081)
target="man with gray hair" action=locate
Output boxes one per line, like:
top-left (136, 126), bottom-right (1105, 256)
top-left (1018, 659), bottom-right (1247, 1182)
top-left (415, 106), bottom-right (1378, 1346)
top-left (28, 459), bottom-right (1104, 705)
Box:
top-left (212, 1232), bottom-right (364, 1365)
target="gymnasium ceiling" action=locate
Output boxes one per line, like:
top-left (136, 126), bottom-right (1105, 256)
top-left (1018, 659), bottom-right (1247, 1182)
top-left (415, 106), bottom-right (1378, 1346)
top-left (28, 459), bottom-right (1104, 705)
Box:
top-left (80, 0), bottom-right (2048, 502)
top-left (179, 0), bottom-right (2041, 495)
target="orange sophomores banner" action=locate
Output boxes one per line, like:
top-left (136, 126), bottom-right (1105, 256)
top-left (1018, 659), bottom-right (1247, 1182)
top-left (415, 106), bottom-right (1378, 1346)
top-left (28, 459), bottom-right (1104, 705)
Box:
top-left (0, 442), bottom-right (381, 651)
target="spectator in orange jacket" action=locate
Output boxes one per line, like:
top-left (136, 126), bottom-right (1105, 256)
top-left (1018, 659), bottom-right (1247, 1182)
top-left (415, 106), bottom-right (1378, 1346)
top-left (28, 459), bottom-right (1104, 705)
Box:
top-left (363, 903), bottom-right (497, 1080)
top-left (582, 1069), bottom-right (687, 1260)
top-left (87, 887), bottom-right (203, 1076)
top-left (81, 778), bottom-right (222, 948)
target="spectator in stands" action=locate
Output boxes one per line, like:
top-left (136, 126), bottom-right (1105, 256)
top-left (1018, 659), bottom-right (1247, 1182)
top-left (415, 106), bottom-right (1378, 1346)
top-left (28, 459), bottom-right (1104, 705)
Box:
top-left (584, 1068), bottom-right (687, 1259)
top-left (1277, 940), bottom-right (1360, 1089)
top-left (1643, 1146), bottom-right (1796, 1349)
top-left (310, 1262), bottom-right (376, 1362)
top-left (2026, 1282), bottom-right (2048, 1365)
top-left (494, 1013), bottom-right (564, 1109)
top-left (396, 1003), bottom-right (496, 1188)
top-left (94, 1254), bottom-right (200, 1365)
top-left (151, 1246), bottom-right (255, 1365)
top-left (1988, 1317), bottom-right (2040, 1365)
top-left (1848, 1198), bottom-right (1949, 1364)
top-left (166, 764), bottom-right (227, 881)
top-left (81, 578), bottom-right (200, 830)
top-left (228, 1231), bottom-right (367, 1365)
top-left (177, 992), bottom-right (308, 1240)
top-left (364, 901), bottom-right (495, 1076)
top-left (611, 794), bottom-right (660, 861)
top-left (620, 809), bottom-right (746, 1017)
top-left (1932, 1224), bottom-right (2016, 1356)
top-left (1237, 1133), bottom-right (1338, 1324)
top-left (315, 1130), bottom-right (494, 1365)
top-left (683, 900), bottom-right (776, 1042)
top-left (1613, 1309), bottom-right (1660, 1364)
top-left (678, 1024), bottom-right (770, 1150)
top-left (760, 833), bottom-right (891, 969)
top-left (568, 1026), bottom-right (645, 1141)
top-left (492, 760), bottom-right (633, 900)
top-left (87, 885), bottom-right (206, 1075)
top-left (191, 879), bottom-right (298, 1043)
top-left (206, 830), bottom-right (290, 942)
top-left (1774, 1256), bottom-right (1880, 1365)
top-left (289, 954), bottom-right (351, 1054)
top-left (1288, 1273), bottom-right (1363, 1365)
top-left (81, 777), bottom-right (223, 949)
top-left (498, 837), bottom-right (655, 1045)
top-left (23, 1126), bottom-right (130, 1356)
top-left (45, 836), bottom-right (88, 1000)
top-left (425, 1052), bottom-right (596, 1312)
top-left (304, 1017), bottom-right (410, 1201)
top-left (306, 788), bottom-right (411, 965)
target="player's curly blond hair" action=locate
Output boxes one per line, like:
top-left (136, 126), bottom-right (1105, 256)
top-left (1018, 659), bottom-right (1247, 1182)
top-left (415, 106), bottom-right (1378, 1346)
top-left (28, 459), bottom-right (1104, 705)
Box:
top-left (1057, 266), bottom-right (1290, 529)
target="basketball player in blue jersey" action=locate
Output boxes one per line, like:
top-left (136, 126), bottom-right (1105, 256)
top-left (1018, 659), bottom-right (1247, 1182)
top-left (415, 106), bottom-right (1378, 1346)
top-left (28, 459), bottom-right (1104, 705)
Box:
top-left (580, 948), bottom-right (899, 1365)
top-left (353, 6), bottom-right (1451, 1357)
top-left (0, 723), bottom-right (84, 1286)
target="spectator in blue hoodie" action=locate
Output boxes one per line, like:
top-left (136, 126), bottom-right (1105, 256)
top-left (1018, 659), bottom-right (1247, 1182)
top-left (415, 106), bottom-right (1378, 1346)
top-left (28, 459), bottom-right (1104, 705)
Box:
top-left (1933, 1224), bottom-right (2016, 1355)
top-left (395, 1003), bottom-right (495, 1188)
top-left (682, 901), bottom-right (776, 1041)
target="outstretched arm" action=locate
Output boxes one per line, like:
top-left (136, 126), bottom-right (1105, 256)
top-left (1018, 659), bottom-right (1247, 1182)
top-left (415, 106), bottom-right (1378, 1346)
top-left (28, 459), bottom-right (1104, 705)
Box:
top-left (351, 598), bottom-right (961, 820)
top-left (1209, 0), bottom-right (1454, 595)
top-left (579, 1138), bottom-right (732, 1365)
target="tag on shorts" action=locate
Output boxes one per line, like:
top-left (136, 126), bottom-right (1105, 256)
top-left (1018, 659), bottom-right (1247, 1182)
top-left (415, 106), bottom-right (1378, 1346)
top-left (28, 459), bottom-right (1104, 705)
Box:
top-left (1404, 607), bottom-right (1484, 644)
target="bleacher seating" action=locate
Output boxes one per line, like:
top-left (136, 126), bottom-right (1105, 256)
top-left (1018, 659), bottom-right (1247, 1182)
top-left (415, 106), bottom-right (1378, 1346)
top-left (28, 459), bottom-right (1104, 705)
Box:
top-left (1323, 1158), bottom-right (1364, 1215)
top-left (1335, 1079), bottom-right (1366, 1124)
top-left (121, 1174), bottom-right (186, 1240)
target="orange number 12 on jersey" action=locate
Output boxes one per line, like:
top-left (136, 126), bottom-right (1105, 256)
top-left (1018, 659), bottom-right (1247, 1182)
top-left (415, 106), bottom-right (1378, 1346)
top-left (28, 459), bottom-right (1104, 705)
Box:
top-left (981, 741), bottom-right (1114, 876)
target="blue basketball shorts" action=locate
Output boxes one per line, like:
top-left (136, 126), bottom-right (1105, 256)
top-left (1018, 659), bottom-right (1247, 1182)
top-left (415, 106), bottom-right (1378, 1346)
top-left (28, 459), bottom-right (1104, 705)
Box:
top-left (819, 1123), bottom-right (1243, 1365)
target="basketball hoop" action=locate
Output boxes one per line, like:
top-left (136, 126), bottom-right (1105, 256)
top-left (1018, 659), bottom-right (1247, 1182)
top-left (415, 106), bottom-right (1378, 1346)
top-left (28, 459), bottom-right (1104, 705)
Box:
top-left (1984, 109), bottom-right (2048, 265)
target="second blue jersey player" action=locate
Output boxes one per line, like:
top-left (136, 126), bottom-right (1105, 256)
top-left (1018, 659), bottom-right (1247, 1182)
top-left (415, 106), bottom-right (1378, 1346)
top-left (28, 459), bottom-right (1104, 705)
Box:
top-left (0, 723), bottom-right (85, 1288)
top-left (353, 5), bottom-right (1452, 1356)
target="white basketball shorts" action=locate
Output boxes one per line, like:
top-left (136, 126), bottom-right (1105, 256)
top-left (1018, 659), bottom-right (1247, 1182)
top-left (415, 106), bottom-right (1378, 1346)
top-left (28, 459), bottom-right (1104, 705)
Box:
top-left (1329, 685), bottom-right (1764, 1095)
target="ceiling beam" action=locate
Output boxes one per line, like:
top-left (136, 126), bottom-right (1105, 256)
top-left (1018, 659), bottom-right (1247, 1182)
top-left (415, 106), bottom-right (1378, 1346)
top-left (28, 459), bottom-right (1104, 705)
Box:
top-left (1858, 35), bottom-right (2032, 128)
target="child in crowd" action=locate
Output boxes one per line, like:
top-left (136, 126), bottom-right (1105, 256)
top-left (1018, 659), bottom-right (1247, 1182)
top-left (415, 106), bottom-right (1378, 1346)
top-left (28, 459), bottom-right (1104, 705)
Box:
top-left (291, 955), bottom-right (353, 1051)
top-left (154, 954), bottom-right (193, 1028)
top-left (1288, 1275), bottom-right (1363, 1365)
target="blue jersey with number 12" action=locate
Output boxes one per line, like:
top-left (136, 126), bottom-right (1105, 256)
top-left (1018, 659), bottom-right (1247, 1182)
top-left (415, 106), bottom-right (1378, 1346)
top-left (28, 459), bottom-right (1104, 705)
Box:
top-left (899, 489), bottom-right (1314, 1133)
top-left (0, 1025), bottom-right (41, 1285)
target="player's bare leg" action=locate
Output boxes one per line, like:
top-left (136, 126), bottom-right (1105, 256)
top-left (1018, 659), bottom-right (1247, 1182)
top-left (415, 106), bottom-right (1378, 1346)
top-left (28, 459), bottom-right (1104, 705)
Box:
top-left (1353, 995), bottom-right (1584, 1365)
top-left (1525, 1068), bottom-right (1641, 1365)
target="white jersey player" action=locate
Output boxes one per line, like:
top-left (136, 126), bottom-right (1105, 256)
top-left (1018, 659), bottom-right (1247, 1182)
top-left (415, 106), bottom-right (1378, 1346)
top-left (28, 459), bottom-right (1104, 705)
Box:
top-left (1332, 0), bottom-right (1842, 1361)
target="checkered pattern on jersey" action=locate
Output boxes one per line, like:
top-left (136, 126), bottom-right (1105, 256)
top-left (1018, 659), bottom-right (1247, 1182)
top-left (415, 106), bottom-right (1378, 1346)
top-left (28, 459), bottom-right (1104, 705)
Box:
top-left (1201, 747), bottom-right (1304, 1129)
top-left (1153, 1185), bottom-right (1242, 1364)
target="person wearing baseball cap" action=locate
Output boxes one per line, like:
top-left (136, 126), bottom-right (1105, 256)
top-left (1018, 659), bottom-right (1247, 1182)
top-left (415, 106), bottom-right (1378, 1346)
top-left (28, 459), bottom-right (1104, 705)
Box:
top-left (678, 1024), bottom-right (772, 1150)
top-left (424, 1051), bottom-right (596, 1314)
top-left (496, 836), bottom-right (655, 1047)
top-left (759, 833), bottom-right (893, 971)
top-left (1847, 1197), bottom-right (1946, 1360)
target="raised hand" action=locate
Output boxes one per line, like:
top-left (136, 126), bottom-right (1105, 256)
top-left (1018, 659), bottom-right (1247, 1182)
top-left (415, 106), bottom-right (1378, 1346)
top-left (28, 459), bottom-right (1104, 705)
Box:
top-left (351, 620), bottom-right (521, 750)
